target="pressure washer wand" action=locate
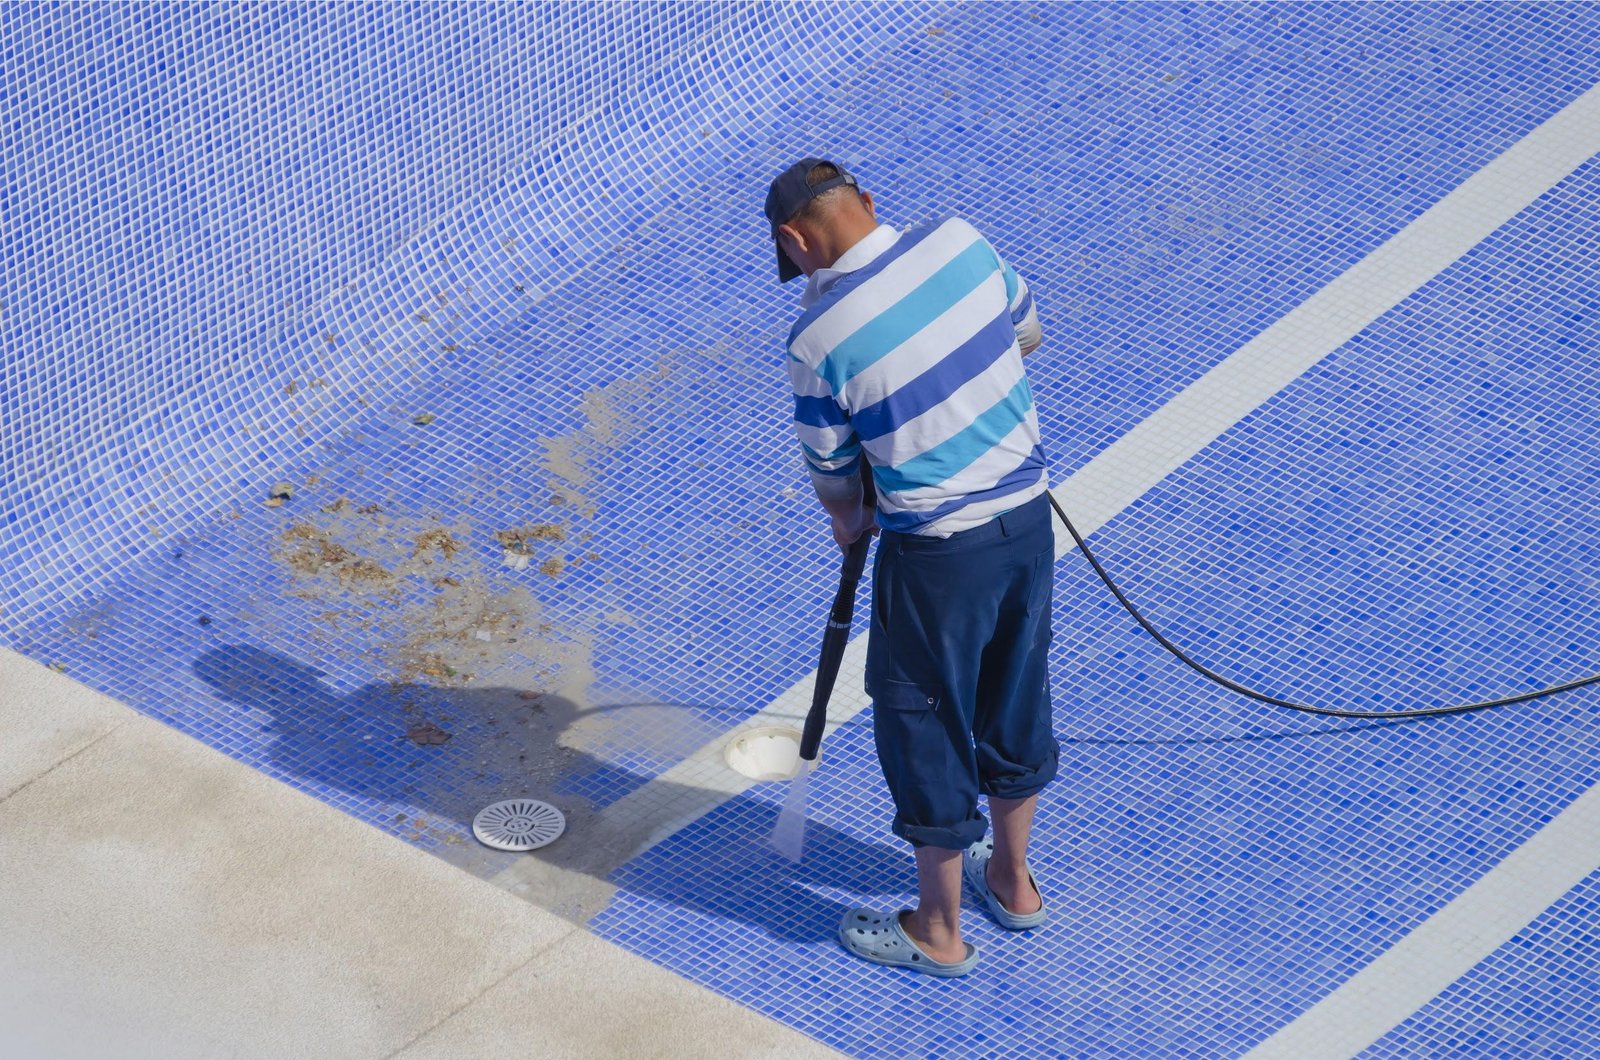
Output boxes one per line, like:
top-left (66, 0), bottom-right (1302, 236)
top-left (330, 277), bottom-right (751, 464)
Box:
top-left (798, 531), bottom-right (872, 761)
top-left (799, 469), bottom-right (877, 762)
top-left (774, 471), bottom-right (877, 862)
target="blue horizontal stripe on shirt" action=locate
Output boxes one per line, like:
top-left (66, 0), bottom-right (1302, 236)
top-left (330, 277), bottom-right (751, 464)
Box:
top-left (787, 222), bottom-right (944, 347)
top-left (850, 307), bottom-right (1015, 442)
top-left (875, 447), bottom-right (1047, 531)
top-left (794, 392), bottom-right (848, 429)
top-left (873, 374), bottom-right (1035, 494)
top-left (815, 238), bottom-right (998, 394)
top-left (1011, 287), bottom-right (1034, 324)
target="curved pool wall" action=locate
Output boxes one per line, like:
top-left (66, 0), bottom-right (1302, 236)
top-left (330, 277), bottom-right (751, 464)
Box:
top-left (2, 1), bottom-right (923, 635)
top-left (7, 2), bottom-right (1600, 1056)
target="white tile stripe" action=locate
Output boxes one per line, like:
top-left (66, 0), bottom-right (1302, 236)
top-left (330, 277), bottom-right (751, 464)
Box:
top-left (497, 81), bottom-right (1600, 1048)
top-left (1229, 77), bottom-right (1600, 1056)
top-left (1061, 79), bottom-right (1600, 547)
top-left (1241, 782), bottom-right (1600, 1059)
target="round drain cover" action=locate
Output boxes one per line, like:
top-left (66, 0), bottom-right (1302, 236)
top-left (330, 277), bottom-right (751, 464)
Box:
top-left (472, 798), bottom-right (566, 851)
top-left (723, 725), bottom-right (805, 781)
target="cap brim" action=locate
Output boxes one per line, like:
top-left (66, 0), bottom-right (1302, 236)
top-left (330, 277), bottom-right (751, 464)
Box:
top-left (776, 243), bottom-right (801, 283)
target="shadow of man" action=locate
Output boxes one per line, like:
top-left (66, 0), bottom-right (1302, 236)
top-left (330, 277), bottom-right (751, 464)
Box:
top-left (193, 644), bottom-right (910, 939)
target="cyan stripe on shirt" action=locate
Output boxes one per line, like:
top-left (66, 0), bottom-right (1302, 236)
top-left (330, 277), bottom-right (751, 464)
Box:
top-left (1001, 259), bottom-right (1019, 303)
top-left (873, 374), bottom-right (1035, 493)
top-left (850, 308), bottom-right (1015, 441)
top-left (875, 446), bottom-right (1047, 531)
top-left (786, 222), bottom-right (945, 347)
top-left (815, 239), bottom-right (1000, 394)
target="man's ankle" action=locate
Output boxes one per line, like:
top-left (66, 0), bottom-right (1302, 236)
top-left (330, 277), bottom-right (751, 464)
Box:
top-left (901, 912), bottom-right (964, 962)
top-left (908, 904), bottom-right (954, 926)
top-left (986, 860), bottom-right (1040, 905)
top-left (987, 858), bottom-right (1030, 885)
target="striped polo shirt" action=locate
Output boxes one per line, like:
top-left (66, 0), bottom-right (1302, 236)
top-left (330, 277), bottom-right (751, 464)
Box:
top-left (786, 215), bottom-right (1047, 537)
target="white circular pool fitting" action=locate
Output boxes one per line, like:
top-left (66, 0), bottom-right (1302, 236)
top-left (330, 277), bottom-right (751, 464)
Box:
top-left (472, 798), bottom-right (566, 851)
top-left (723, 725), bottom-right (807, 781)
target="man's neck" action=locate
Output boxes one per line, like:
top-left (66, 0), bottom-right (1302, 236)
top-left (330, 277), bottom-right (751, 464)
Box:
top-left (819, 219), bottom-right (883, 270)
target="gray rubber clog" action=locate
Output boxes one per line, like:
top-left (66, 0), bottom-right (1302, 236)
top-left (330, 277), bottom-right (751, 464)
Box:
top-left (963, 837), bottom-right (1048, 930)
top-left (837, 908), bottom-right (980, 977)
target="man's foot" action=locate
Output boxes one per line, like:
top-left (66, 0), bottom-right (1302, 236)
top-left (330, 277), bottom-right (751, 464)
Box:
top-left (838, 908), bottom-right (980, 977)
top-left (898, 910), bottom-right (969, 965)
top-left (986, 861), bottom-right (1042, 916)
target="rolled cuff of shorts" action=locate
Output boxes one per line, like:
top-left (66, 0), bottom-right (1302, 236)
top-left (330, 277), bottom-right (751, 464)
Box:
top-left (977, 739), bottom-right (1060, 801)
top-left (892, 812), bottom-right (990, 851)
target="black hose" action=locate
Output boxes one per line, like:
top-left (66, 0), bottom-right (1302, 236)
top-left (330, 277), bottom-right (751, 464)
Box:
top-left (1045, 490), bottom-right (1600, 720)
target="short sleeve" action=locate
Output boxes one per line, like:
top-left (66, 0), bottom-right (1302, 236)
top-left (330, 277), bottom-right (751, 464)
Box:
top-left (989, 240), bottom-right (1041, 352)
top-left (787, 347), bottom-right (862, 496)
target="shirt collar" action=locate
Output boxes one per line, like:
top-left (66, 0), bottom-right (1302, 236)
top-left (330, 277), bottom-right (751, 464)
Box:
top-left (797, 223), bottom-right (903, 309)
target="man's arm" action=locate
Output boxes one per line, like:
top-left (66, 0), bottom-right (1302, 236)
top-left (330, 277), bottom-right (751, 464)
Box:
top-left (788, 350), bottom-right (876, 551)
top-left (813, 466), bottom-right (876, 551)
top-left (992, 242), bottom-right (1042, 355)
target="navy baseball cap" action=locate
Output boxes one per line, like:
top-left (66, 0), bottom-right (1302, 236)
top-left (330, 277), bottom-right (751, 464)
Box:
top-left (764, 158), bottom-right (860, 282)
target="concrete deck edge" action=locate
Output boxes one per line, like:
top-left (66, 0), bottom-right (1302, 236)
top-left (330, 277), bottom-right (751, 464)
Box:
top-left (0, 647), bottom-right (839, 1060)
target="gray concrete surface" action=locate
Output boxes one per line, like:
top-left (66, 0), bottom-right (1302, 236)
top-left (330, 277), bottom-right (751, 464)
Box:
top-left (0, 648), bottom-right (840, 1059)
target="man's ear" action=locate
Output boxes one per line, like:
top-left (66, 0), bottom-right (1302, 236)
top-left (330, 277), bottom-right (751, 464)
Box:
top-left (777, 222), bottom-right (808, 255)
top-left (859, 189), bottom-right (876, 219)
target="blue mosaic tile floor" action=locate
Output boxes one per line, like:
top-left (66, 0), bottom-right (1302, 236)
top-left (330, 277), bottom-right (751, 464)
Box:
top-left (6, 1), bottom-right (1600, 1055)
top-left (592, 154), bottom-right (1600, 1052)
top-left (1369, 871), bottom-right (1600, 1057)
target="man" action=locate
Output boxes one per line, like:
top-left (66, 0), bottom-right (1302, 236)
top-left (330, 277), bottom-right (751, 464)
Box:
top-left (765, 158), bottom-right (1059, 976)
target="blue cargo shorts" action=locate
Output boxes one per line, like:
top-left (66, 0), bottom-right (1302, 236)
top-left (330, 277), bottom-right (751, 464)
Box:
top-left (863, 491), bottom-right (1060, 850)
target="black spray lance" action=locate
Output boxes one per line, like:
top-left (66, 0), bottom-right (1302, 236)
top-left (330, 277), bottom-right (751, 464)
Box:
top-left (772, 469), bottom-right (876, 860)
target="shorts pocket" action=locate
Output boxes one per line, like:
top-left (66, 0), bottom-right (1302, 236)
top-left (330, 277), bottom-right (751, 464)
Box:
top-left (870, 678), bottom-right (957, 787)
top-left (874, 678), bottom-right (941, 713)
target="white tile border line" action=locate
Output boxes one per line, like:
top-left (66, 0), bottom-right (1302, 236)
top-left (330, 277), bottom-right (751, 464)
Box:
top-left (1241, 779), bottom-right (1600, 1059)
top-left (496, 79), bottom-right (1600, 1051)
